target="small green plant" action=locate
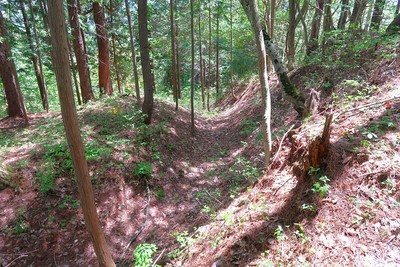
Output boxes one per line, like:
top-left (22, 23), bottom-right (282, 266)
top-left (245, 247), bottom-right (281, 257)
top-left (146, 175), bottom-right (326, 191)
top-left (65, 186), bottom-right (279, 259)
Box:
top-left (134, 162), bottom-right (153, 177)
top-left (301, 203), bottom-right (316, 212)
top-left (240, 119), bottom-right (260, 136)
top-left (274, 225), bottom-right (286, 242)
top-left (133, 243), bottom-right (159, 267)
top-left (154, 188), bottom-right (165, 199)
top-left (294, 223), bottom-right (309, 244)
top-left (308, 167), bottom-right (330, 198)
top-left (12, 209), bottom-right (29, 237)
top-left (311, 175), bottom-right (330, 198)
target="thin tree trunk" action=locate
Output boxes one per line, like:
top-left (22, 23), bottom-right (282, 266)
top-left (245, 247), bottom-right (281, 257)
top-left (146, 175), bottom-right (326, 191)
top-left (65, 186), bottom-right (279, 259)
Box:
top-left (199, 3), bottom-right (205, 109)
top-left (307, 0), bottom-right (324, 55)
top-left (67, 35), bottom-right (82, 105)
top-left (19, 0), bottom-right (49, 112)
top-left (190, 0), bottom-right (195, 135)
top-left (48, 2), bottom-right (115, 266)
top-left (322, 0), bottom-right (334, 49)
top-left (215, 1), bottom-right (220, 99)
top-left (349, 0), bottom-right (367, 29)
top-left (0, 10), bottom-right (28, 124)
top-left (230, 0), bottom-right (237, 100)
top-left (170, 0), bottom-right (178, 111)
top-left (176, 25), bottom-right (182, 100)
top-left (396, 0), bottom-right (400, 14)
top-left (207, 0), bottom-right (212, 112)
top-left (67, 0), bottom-right (94, 103)
top-left (93, 2), bottom-right (112, 95)
top-left (138, 0), bottom-right (155, 125)
top-left (370, 0), bottom-right (386, 30)
top-left (110, 0), bottom-right (121, 94)
top-left (337, 0), bottom-right (350, 29)
top-left (240, 0), bottom-right (271, 166)
top-left (287, 0), bottom-right (296, 70)
top-left (125, 0), bottom-right (141, 105)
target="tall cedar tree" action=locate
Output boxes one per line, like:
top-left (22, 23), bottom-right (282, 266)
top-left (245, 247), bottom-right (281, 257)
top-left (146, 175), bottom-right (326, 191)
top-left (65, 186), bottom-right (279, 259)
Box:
top-left (170, 0), bottom-right (178, 110)
top-left (239, 0), bottom-right (272, 165)
top-left (190, 0), bottom-right (195, 135)
top-left (338, 0), bottom-right (350, 29)
top-left (370, 0), bottom-right (386, 30)
top-left (0, 10), bottom-right (28, 123)
top-left (93, 2), bottom-right (112, 95)
top-left (199, 3), bottom-right (205, 109)
top-left (215, 1), bottom-right (220, 99)
top-left (47, 1), bottom-right (115, 266)
top-left (19, 0), bottom-right (49, 112)
top-left (124, 0), bottom-right (141, 105)
top-left (307, 0), bottom-right (324, 55)
top-left (138, 0), bottom-right (155, 124)
top-left (110, 0), bottom-right (122, 94)
top-left (67, 0), bottom-right (94, 103)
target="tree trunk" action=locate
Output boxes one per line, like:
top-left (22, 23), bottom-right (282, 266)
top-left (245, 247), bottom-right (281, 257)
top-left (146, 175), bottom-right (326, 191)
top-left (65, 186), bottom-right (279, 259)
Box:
top-left (215, 1), bottom-right (220, 99)
top-left (67, 0), bottom-right (94, 103)
top-left (199, 4), bottom-right (205, 109)
top-left (262, 30), bottom-right (305, 115)
top-left (190, 0), bottom-right (195, 135)
top-left (307, 0), bottom-right (324, 55)
top-left (230, 0), bottom-right (237, 100)
top-left (19, 0), bottom-right (49, 112)
top-left (176, 25), bottom-right (182, 100)
top-left (239, 0), bottom-right (272, 166)
top-left (47, 2), bottom-right (115, 266)
top-left (93, 2), bottom-right (112, 96)
top-left (138, 0), bottom-right (155, 125)
top-left (170, 0), bottom-right (178, 111)
top-left (349, 0), bottom-right (367, 29)
top-left (386, 12), bottom-right (400, 34)
top-left (110, 0), bottom-right (122, 94)
top-left (287, 0), bottom-right (296, 70)
top-left (125, 0), bottom-right (141, 105)
top-left (370, 0), bottom-right (386, 30)
top-left (67, 35), bottom-right (82, 105)
top-left (0, 10), bottom-right (28, 123)
top-left (337, 0), bottom-right (350, 29)
top-left (396, 0), bottom-right (400, 14)
top-left (322, 0), bottom-right (334, 49)
top-left (207, 0), bottom-right (212, 112)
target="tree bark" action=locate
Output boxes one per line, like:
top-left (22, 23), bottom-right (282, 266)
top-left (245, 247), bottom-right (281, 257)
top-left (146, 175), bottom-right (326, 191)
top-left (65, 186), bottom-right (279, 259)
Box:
top-left (239, 0), bottom-right (272, 166)
top-left (307, 0), bottom-right (324, 55)
top-left (370, 0), bottom-right (386, 30)
top-left (19, 0), bottom-right (49, 112)
top-left (93, 2), bottom-right (112, 95)
top-left (199, 4), bottom-right (205, 109)
top-left (0, 10), bottom-right (28, 123)
top-left (170, 0), bottom-right (178, 111)
top-left (207, 0), bottom-right (212, 112)
top-left (47, 2), bottom-right (115, 266)
top-left (215, 1), bottom-right (220, 99)
top-left (190, 0), bottom-right (195, 135)
top-left (287, 0), bottom-right (296, 70)
top-left (110, 0), bottom-right (122, 94)
top-left (124, 0), bottom-right (141, 105)
top-left (349, 0), bottom-right (367, 29)
top-left (386, 12), bottom-right (400, 34)
top-left (67, 35), bottom-right (82, 105)
top-left (230, 0), bottom-right (237, 100)
top-left (67, 0), bottom-right (94, 103)
top-left (262, 30), bottom-right (305, 115)
top-left (138, 0), bottom-right (155, 125)
top-left (337, 0), bottom-right (350, 29)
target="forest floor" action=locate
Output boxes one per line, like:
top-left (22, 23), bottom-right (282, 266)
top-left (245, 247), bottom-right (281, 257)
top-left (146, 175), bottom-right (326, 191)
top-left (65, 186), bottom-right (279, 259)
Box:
top-left (1, 41), bottom-right (400, 266)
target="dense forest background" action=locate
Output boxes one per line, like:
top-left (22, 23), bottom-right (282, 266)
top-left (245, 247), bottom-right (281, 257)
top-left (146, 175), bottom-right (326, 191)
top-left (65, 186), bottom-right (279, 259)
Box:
top-left (1, 0), bottom-right (399, 266)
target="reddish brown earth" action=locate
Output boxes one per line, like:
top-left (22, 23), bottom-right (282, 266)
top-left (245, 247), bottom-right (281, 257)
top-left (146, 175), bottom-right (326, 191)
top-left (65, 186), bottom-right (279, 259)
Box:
top-left (1, 49), bottom-right (399, 267)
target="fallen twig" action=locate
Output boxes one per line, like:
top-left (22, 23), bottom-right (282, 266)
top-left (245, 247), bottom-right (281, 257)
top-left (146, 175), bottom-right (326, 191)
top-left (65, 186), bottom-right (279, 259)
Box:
top-left (271, 124), bottom-right (295, 165)
top-left (121, 177), bottom-right (151, 260)
top-left (335, 96), bottom-right (399, 120)
top-left (152, 248), bottom-right (166, 267)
